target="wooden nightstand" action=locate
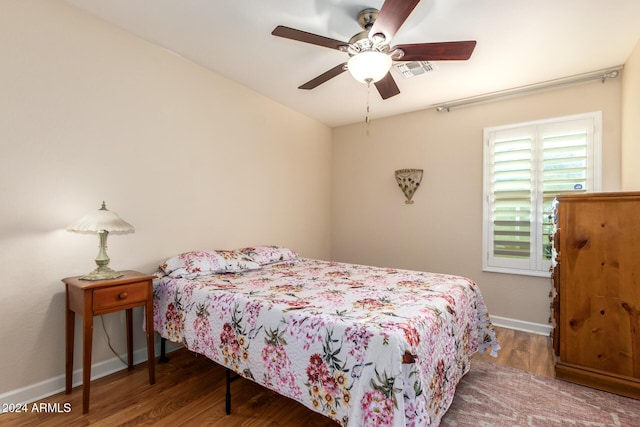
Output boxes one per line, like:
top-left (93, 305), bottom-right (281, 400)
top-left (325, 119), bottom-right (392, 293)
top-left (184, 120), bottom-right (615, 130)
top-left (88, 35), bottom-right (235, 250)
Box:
top-left (63, 270), bottom-right (156, 413)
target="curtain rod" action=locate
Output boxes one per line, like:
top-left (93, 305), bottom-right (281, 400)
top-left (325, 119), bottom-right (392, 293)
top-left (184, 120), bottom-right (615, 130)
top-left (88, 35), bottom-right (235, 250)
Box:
top-left (435, 66), bottom-right (623, 112)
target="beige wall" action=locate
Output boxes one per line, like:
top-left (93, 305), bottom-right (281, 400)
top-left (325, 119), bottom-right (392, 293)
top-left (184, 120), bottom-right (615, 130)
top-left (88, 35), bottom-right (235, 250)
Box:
top-left (622, 39), bottom-right (640, 189)
top-left (0, 0), bottom-right (633, 407)
top-left (0, 0), bottom-right (331, 398)
top-left (332, 79), bottom-right (622, 327)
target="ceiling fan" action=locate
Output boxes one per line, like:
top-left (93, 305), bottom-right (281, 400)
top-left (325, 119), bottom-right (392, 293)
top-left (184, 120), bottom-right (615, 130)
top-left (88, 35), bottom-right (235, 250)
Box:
top-left (272, 0), bottom-right (476, 100)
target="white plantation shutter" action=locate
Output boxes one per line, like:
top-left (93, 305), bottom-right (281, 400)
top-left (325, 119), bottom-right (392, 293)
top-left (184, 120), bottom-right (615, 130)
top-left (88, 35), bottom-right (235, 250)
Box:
top-left (483, 113), bottom-right (601, 277)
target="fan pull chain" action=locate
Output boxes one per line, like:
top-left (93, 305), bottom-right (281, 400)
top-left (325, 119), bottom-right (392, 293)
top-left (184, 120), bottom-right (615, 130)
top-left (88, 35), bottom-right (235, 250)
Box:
top-left (366, 80), bottom-right (371, 124)
top-left (365, 79), bottom-right (372, 136)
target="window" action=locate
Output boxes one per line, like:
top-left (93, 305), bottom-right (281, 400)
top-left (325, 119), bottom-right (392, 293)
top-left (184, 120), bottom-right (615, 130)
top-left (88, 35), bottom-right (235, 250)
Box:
top-left (482, 112), bottom-right (602, 277)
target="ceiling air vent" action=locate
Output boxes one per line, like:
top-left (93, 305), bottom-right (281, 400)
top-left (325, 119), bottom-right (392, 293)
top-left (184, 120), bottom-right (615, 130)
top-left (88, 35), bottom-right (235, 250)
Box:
top-left (394, 61), bottom-right (436, 78)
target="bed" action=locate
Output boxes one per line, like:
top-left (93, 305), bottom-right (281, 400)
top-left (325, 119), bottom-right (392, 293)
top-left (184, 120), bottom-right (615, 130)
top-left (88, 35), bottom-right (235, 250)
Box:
top-left (152, 246), bottom-right (499, 426)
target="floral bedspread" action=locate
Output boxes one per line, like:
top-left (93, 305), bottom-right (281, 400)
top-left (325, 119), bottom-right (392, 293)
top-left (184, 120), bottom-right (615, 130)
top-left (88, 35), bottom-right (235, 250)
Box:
top-left (153, 258), bottom-right (499, 426)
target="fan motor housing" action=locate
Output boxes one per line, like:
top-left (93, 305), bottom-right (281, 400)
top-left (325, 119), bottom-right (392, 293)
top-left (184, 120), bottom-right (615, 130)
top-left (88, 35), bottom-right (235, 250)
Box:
top-left (357, 8), bottom-right (378, 30)
top-left (347, 9), bottom-right (389, 56)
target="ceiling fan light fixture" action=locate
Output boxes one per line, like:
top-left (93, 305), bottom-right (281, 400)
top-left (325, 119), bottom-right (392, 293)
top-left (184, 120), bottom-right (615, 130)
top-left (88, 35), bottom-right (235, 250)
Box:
top-left (347, 50), bottom-right (392, 84)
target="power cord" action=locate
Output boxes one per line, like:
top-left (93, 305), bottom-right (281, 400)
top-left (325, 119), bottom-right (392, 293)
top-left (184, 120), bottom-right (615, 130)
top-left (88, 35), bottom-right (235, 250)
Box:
top-left (100, 315), bottom-right (128, 366)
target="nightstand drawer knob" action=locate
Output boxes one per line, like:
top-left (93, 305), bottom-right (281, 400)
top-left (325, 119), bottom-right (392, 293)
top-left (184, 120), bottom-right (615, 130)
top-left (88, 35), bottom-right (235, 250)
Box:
top-left (118, 292), bottom-right (128, 300)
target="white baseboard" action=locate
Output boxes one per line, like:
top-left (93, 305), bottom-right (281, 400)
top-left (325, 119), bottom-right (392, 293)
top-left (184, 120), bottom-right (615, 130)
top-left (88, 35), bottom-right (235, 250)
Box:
top-left (490, 315), bottom-right (552, 336)
top-left (0, 340), bottom-right (182, 408)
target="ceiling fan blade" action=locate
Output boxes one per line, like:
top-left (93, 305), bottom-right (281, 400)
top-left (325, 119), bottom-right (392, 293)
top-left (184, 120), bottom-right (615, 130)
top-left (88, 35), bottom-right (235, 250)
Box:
top-left (393, 41), bottom-right (477, 61)
top-left (369, 0), bottom-right (421, 42)
top-left (374, 72), bottom-right (400, 100)
top-left (272, 25), bottom-right (348, 50)
top-left (299, 63), bottom-right (347, 90)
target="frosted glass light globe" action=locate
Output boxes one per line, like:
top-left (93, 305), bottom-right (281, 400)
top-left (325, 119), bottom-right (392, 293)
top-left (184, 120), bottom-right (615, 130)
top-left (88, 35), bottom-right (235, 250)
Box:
top-left (347, 51), bottom-right (392, 83)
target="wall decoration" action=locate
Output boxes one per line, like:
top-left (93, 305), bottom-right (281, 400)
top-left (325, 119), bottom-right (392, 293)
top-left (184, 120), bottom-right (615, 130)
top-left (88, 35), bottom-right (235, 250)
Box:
top-left (395, 169), bottom-right (423, 204)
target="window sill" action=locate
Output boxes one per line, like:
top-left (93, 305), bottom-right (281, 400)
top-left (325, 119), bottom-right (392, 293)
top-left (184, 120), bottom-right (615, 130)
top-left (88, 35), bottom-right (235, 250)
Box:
top-left (482, 266), bottom-right (552, 278)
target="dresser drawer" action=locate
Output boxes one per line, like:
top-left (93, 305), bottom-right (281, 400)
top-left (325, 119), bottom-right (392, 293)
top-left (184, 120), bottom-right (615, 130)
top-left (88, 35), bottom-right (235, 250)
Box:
top-left (93, 281), bottom-right (150, 313)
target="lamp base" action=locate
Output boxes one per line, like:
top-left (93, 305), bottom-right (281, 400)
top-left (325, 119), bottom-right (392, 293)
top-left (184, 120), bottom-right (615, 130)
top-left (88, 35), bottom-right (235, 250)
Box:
top-left (80, 266), bottom-right (124, 281)
top-left (79, 230), bottom-right (124, 281)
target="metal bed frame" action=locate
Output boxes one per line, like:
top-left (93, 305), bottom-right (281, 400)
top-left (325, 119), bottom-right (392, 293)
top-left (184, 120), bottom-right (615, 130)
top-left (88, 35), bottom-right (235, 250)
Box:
top-left (160, 337), bottom-right (240, 415)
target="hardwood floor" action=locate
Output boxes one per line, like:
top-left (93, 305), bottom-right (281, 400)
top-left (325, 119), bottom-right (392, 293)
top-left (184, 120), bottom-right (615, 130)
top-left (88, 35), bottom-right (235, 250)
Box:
top-left (473, 326), bottom-right (555, 378)
top-left (0, 327), bottom-right (554, 426)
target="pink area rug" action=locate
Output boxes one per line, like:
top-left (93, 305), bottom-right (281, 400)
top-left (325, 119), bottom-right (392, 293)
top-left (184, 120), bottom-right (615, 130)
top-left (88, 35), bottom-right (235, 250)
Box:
top-left (442, 359), bottom-right (640, 426)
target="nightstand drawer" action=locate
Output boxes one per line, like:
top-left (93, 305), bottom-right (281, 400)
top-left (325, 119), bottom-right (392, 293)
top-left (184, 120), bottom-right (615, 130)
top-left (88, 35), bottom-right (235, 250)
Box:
top-left (93, 282), bottom-right (149, 313)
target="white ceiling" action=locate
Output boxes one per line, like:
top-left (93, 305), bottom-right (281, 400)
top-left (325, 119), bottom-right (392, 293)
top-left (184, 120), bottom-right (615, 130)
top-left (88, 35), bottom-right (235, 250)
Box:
top-left (65, 0), bottom-right (640, 128)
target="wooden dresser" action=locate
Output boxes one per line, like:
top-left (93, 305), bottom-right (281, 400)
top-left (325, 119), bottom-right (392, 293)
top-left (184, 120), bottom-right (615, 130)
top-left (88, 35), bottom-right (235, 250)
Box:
top-left (552, 192), bottom-right (640, 399)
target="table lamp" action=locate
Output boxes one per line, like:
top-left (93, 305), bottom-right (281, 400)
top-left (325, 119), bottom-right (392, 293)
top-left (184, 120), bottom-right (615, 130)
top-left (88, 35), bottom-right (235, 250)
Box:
top-left (67, 201), bottom-right (135, 281)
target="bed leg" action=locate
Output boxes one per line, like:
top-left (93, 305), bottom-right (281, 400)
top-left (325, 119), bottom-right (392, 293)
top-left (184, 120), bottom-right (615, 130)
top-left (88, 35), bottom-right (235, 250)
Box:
top-left (159, 337), bottom-right (169, 363)
top-left (225, 369), bottom-right (232, 415)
